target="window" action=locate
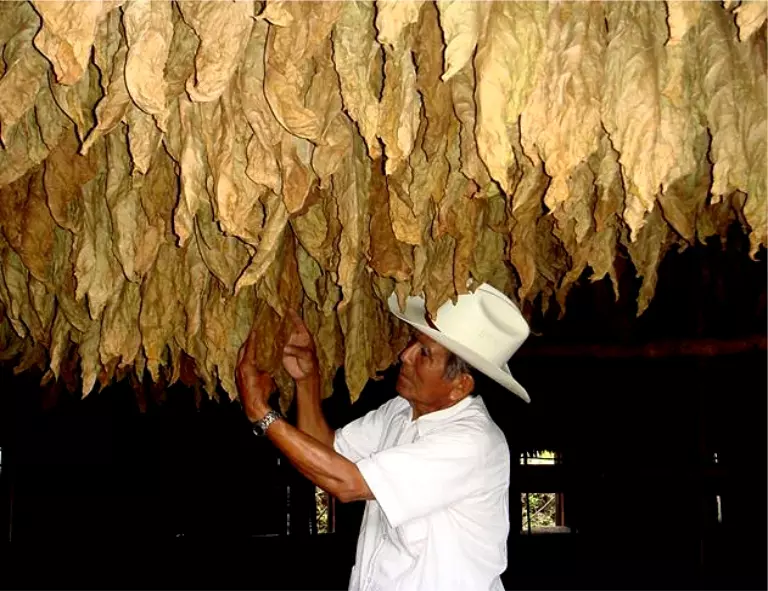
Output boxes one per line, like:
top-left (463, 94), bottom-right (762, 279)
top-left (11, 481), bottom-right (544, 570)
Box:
top-left (315, 487), bottom-right (334, 534)
top-left (520, 451), bottom-right (569, 534)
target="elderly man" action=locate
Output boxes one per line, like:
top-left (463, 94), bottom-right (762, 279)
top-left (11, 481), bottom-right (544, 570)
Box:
top-left (236, 283), bottom-right (531, 591)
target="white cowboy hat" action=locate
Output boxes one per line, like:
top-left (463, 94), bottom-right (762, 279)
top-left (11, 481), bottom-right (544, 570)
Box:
top-left (387, 283), bottom-right (531, 402)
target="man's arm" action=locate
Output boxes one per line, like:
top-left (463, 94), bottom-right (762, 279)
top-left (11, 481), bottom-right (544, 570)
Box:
top-left (293, 374), bottom-right (335, 449)
top-left (258, 403), bottom-right (373, 503)
top-left (282, 311), bottom-right (335, 448)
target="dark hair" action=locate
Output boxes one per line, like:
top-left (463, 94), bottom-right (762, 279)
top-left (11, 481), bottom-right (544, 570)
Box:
top-left (443, 351), bottom-right (472, 381)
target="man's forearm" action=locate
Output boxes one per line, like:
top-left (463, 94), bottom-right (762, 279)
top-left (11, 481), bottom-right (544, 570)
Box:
top-left (295, 376), bottom-right (335, 448)
top-left (259, 409), bottom-right (372, 503)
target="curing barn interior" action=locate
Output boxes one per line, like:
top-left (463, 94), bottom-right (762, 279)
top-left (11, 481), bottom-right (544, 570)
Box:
top-left (0, 1), bottom-right (765, 590)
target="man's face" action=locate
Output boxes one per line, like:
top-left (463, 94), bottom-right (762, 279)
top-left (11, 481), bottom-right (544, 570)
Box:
top-left (396, 332), bottom-right (464, 410)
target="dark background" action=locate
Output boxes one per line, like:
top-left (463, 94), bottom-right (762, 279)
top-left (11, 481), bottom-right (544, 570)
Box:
top-left (0, 232), bottom-right (765, 590)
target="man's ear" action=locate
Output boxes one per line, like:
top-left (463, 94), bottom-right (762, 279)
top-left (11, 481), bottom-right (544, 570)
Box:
top-left (451, 371), bottom-right (475, 400)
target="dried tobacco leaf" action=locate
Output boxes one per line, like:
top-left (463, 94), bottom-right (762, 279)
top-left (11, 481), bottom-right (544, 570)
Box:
top-left (625, 206), bottom-right (677, 316)
top-left (31, 0), bottom-right (117, 85)
top-left (241, 19), bottom-right (283, 195)
top-left (333, 0), bottom-right (382, 159)
top-left (734, 1), bottom-right (767, 42)
top-left (475, 2), bottom-right (546, 195)
top-left (123, 0), bottom-right (173, 130)
top-left (666, 1), bottom-right (701, 46)
top-left (437, 0), bottom-right (489, 81)
top-left (73, 144), bottom-right (125, 321)
top-left (602, 1), bottom-right (700, 240)
top-left (263, 2), bottom-right (340, 140)
top-left (0, 2), bottom-right (49, 146)
top-left (178, 0), bottom-right (254, 103)
top-left (522, 2), bottom-right (604, 212)
top-left (236, 191), bottom-right (290, 293)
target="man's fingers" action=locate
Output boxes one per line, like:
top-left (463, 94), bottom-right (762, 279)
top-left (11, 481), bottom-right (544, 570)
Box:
top-left (287, 309), bottom-right (309, 334)
top-left (283, 344), bottom-right (313, 358)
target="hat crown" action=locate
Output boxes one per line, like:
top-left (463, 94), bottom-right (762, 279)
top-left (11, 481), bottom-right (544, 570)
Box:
top-left (432, 284), bottom-right (530, 368)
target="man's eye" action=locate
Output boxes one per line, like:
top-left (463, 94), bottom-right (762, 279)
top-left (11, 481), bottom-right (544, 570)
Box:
top-left (420, 347), bottom-right (430, 357)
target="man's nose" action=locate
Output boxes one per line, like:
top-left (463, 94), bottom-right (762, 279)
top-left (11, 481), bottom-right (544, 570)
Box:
top-left (400, 340), bottom-right (418, 364)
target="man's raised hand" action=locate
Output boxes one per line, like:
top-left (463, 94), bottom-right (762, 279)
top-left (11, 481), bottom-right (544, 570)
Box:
top-left (282, 310), bottom-right (319, 382)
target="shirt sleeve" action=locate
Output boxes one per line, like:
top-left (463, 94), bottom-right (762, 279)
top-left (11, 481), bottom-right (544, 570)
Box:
top-left (355, 423), bottom-right (509, 529)
top-left (333, 397), bottom-right (404, 463)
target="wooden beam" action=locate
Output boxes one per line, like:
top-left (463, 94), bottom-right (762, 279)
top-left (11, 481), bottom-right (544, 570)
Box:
top-left (518, 335), bottom-right (767, 358)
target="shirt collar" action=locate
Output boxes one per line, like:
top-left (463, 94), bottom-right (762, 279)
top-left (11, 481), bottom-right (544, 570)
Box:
top-left (399, 395), bottom-right (476, 434)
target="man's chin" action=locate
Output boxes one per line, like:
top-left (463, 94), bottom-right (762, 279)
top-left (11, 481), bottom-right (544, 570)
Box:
top-left (396, 375), bottom-right (412, 398)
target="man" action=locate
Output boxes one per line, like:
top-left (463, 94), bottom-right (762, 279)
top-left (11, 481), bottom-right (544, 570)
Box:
top-left (236, 283), bottom-right (531, 591)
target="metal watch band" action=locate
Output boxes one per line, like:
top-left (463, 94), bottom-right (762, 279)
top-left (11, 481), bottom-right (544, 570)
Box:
top-left (253, 409), bottom-right (282, 436)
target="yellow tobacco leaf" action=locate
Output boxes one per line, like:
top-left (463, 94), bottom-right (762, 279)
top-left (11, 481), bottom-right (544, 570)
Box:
top-left (475, 1), bottom-right (546, 195)
top-left (735, 1), bottom-right (767, 41)
top-left (437, 0), bottom-right (489, 81)
top-left (602, 1), bottom-right (698, 240)
top-left (235, 191), bottom-right (290, 293)
top-left (625, 207), bottom-right (677, 316)
top-left (280, 134), bottom-right (317, 215)
top-left (82, 40), bottom-right (130, 155)
top-left (263, 2), bottom-right (341, 140)
top-left (665, 1), bottom-right (701, 46)
top-left (73, 146), bottom-right (125, 320)
top-left (31, 0), bottom-right (117, 85)
top-left (522, 2), bottom-right (604, 212)
top-left (178, 0), bottom-right (253, 103)
top-left (333, 0), bottom-right (382, 159)
top-left (123, 0), bottom-right (173, 130)
top-left (126, 106), bottom-right (162, 175)
top-left (378, 41), bottom-right (421, 176)
top-left (449, 62), bottom-right (490, 187)
top-left (193, 200), bottom-right (250, 294)
top-left (375, 0), bottom-right (424, 49)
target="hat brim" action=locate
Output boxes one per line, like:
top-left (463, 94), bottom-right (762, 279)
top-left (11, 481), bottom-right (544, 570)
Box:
top-left (388, 292), bottom-right (531, 403)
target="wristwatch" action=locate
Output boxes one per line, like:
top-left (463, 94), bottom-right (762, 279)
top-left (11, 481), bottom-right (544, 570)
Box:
top-left (252, 409), bottom-right (283, 436)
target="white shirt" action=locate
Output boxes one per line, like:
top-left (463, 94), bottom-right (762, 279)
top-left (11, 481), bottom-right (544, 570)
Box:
top-left (334, 395), bottom-right (510, 591)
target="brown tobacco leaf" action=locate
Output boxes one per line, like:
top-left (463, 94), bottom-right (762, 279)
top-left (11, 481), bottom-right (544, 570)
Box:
top-left (44, 126), bottom-right (98, 233)
top-left (0, 3), bottom-right (49, 146)
top-left (202, 280), bottom-right (256, 400)
top-left (292, 187), bottom-right (341, 273)
top-left (369, 161), bottom-right (413, 281)
top-left (193, 200), bottom-right (250, 294)
top-left (73, 149), bottom-right (125, 321)
top-left (140, 242), bottom-right (183, 381)
top-left (99, 279), bottom-right (141, 370)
